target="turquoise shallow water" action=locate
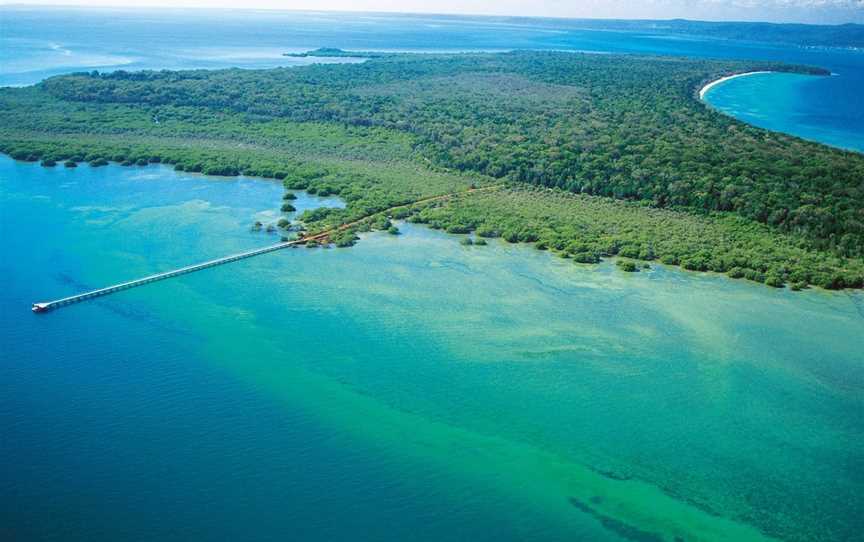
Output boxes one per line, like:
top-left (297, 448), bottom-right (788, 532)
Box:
top-left (704, 71), bottom-right (864, 152)
top-left (2, 157), bottom-right (863, 541)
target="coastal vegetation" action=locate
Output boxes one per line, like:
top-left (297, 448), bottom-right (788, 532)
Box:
top-left (1, 51), bottom-right (862, 289)
top-left (411, 186), bottom-right (864, 289)
top-left (283, 47), bottom-right (386, 58)
top-left (616, 260), bottom-right (639, 272)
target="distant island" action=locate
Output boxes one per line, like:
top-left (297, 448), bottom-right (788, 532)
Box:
top-left (284, 48), bottom-right (385, 58)
top-left (404, 16), bottom-right (864, 49)
top-left (1, 51), bottom-right (862, 290)
top-left (560, 18), bottom-right (864, 48)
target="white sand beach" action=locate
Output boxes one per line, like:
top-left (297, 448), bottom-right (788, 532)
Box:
top-left (699, 71), bottom-right (771, 99)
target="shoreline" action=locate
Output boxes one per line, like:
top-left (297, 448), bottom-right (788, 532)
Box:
top-left (699, 71), bottom-right (771, 100)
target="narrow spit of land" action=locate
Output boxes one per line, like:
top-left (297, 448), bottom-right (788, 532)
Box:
top-left (32, 186), bottom-right (498, 313)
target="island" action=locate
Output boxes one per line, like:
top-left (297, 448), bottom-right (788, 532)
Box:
top-left (1, 51), bottom-right (861, 289)
top-left (553, 19), bottom-right (864, 48)
top-left (283, 47), bottom-right (384, 58)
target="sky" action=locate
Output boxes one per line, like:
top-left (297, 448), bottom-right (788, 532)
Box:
top-left (1, 1), bottom-right (863, 24)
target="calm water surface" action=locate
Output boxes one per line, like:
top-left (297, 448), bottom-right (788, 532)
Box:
top-left (1, 157), bottom-right (862, 541)
top-left (703, 70), bottom-right (863, 152)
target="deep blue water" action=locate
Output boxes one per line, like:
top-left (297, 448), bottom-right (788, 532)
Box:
top-left (1, 7), bottom-right (862, 150)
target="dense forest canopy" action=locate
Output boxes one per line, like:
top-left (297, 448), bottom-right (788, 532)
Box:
top-left (1, 51), bottom-right (862, 288)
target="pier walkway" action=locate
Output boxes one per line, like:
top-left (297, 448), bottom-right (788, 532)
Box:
top-left (32, 185), bottom-right (498, 313)
top-left (32, 239), bottom-right (304, 312)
